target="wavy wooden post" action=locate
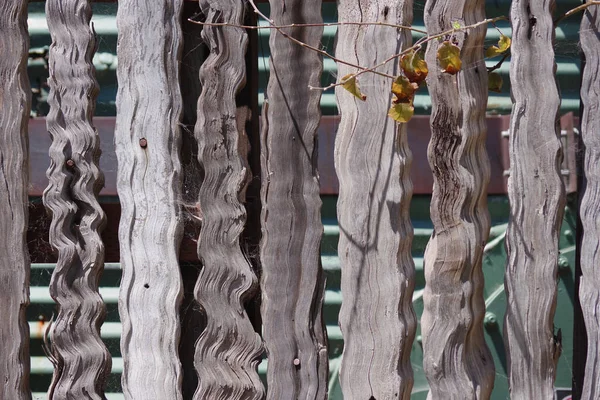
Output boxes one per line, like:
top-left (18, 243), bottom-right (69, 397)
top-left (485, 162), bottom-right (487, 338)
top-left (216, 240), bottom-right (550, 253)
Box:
top-left (579, 2), bottom-right (600, 398)
top-left (334, 1), bottom-right (416, 398)
top-left (42, 1), bottom-right (112, 398)
top-left (192, 1), bottom-right (264, 399)
top-left (503, 0), bottom-right (565, 396)
top-left (0, 1), bottom-right (31, 398)
top-left (115, 1), bottom-right (184, 398)
top-left (260, 0), bottom-right (328, 399)
top-left (419, 0), bottom-right (495, 398)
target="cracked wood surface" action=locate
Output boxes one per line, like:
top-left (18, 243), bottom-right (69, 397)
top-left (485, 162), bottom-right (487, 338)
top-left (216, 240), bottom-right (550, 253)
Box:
top-left (503, 0), bottom-right (565, 396)
top-left (43, 1), bottom-right (111, 398)
top-left (260, 0), bottom-right (328, 398)
top-left (334, 1), bottom-right (417, 398)
top-left (420, 0), bottom-right (495, 398)
top-left (0, 1), bottom-right (31, 398)
top-left (192, 1), bottom-right (264, 399)
top-left (115, 1), bottom-right (184, 398)
top-left (579, 2), bottom-right (600, 398)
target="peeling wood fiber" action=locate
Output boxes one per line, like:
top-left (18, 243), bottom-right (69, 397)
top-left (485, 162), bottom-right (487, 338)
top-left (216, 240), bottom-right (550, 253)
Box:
top-left (115, 1), bottom-right (185, 398)
top-left (579, 3), bottom-right (600, 398)
top-left (0, 1), bottom-right (31, 399)
top-left (260, 0), bottom-right (328, 398)
top-left (420, 0), bottom-right (495, 398)
top-left (192, 1), bottom-right (265, 399)
top-left (503, 0), bottom-right (565, 396)
top-left (334, 1), bottom-right (417, 398)
top-left (42, 1), bottom-right (112, 398)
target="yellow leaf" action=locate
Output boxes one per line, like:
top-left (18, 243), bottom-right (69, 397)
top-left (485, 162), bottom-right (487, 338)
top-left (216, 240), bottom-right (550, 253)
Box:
top-left (437, 41), bottom-right (462, 75)
top-left (488, 72), bottom-right (503, 93)
top-left (388, 101), bottom-right (414, 122)
top-left (400, 50), bottom-right (429, 85)
top-left (391, 76), bottom-right (418, 103)
top-left (341, 73), bottom-right (367, 101)
top-left (485, 34), bottom-right (511, 58)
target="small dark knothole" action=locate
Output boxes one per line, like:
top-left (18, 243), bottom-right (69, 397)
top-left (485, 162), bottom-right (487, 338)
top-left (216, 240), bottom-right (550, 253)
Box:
top-left (529, 16), bottom-right (537, 27)
top-left (139, 138), bottom-right (148, 148)
top-left (369, 396), bottom-right (376, 400)
top-left (383, 6), bottom-right (389, 19)
top-left (527, 15), bottom-right (537, 39)
top-left (144, 283), bottom-right (149, 289)
top-left (66, 159), bottom-right (75, 168)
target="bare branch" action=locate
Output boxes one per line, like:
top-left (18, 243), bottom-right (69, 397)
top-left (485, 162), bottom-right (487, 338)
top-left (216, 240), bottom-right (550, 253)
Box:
top-left (555, 0), bottom-right (600, 25)
top-left (188, 18), bottom-right (427, 35)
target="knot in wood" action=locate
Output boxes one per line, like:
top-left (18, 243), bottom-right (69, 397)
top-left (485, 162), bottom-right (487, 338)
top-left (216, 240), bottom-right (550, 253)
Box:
top-left (139, 138), bottom-right (148, 148)
top-left (66, 159), bottom-right (75, 168)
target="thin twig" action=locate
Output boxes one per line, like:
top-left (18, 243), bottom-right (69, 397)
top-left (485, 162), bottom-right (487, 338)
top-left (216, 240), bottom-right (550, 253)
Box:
top-left (555, 0), bottom-right (600, 25)
top-left (202, 0), bottom-right (591, 92)
top-left (312, 16), bottom-right (508, 92)
top-left (486, 53), bottom-right (509, 73)
top-left (246, 0), bottom-right (395, 80)
top-left (188, 18), bottom-right (428, 35)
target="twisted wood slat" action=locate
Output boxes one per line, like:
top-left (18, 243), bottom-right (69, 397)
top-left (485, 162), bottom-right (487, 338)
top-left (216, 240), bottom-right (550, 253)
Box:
top-left (260, 0), bottom-right (328, 398)
top-left (334, 1), bottom-right (416, 398)
top-left (43, 1), bottom-right (111, 398)
top-left (579, 3), bottom-right (600, 398)
top-left (420, 0), bottom-right (495, 398)
top-left (193, 1), bottom-right (264, 399)
top-left (503, 0), bottom-right (565, 396)
top-left (0, 1), bottom-right (31, 398)
top-left (115, 1), bottom-right (184, 398)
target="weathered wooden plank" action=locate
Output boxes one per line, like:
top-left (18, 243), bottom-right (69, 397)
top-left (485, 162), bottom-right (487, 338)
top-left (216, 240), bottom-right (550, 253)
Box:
top-left (0, 1), bottom-right (31, 398)
top-left (115, 1), bottom-right (184, 398)
top-left (334, 1), bottom-right (416, 398)
top-left (43, 1), bottom-right (112, 398)
top-left (579, 2), bottom-right (600, 398)
top-left (260, 0), bottom-right (328, 398)
top-left (192, 1), bottom-right (264, 399)
top-left (503, 0), bottom-right (565, 396)
top-left (419, 0), bottom-right (495, 399)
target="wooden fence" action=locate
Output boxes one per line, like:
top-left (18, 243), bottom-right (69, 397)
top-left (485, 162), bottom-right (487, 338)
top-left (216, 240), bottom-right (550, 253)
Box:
top-left (0, 0), bottom-right (598, 399)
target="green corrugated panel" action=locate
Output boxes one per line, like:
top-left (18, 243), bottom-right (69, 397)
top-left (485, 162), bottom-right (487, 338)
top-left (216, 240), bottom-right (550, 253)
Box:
top-left (27, 196), bottom-right (577, 398)
top-left (26, 1), bottom-right (583, 116)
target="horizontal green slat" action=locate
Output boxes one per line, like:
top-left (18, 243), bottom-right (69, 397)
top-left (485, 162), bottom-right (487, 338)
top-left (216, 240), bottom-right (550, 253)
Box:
top-left (28, 286), bottom-right (343, 304)
top-left (29, 321), bottom-right (122, 339)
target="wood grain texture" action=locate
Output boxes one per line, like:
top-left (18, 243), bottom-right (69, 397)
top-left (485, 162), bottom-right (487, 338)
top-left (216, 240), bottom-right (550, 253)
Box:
top-left (192, 1), bottom-right (264, 399)
top-left (115, 1), bottom-right (184, 398)
top-left (260, 0), bottom-right (328, 398)
top-left (503, 0), bottom-right (565, 396)
top-left (0, 1), bottom-right (31, 398)
top-left (419, 0), bottom-right (495, 399)
top-left (579, 3), bottom-right (600, 398)
top-left (43, 1), bottom-right (112, 398)
top-left (334, 1), bottom-right (416, 398)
